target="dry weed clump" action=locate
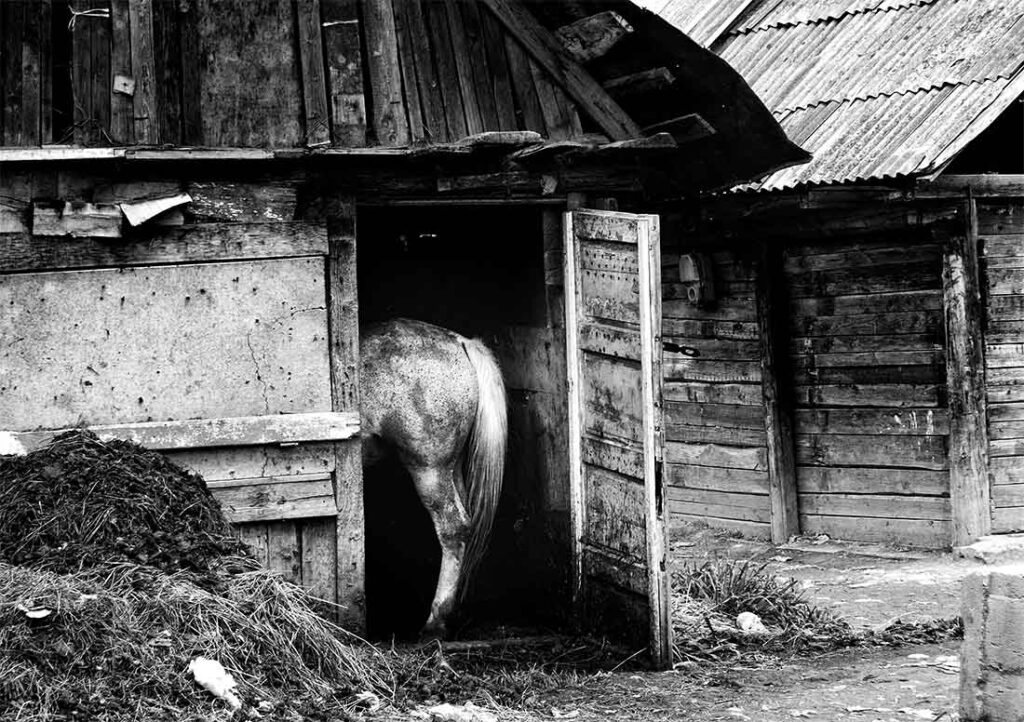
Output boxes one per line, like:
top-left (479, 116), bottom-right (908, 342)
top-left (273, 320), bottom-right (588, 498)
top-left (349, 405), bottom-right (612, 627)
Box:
top-left (0, 561), bottom-right (392, 720)
top-left (671, 560), bottom-right (962, 667)
top-left (672, 560), bottom-right (857, 665)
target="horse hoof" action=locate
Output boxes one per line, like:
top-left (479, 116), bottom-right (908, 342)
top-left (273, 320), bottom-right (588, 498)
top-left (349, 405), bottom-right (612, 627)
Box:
top-left (419, 622), bottom-right (448, 642)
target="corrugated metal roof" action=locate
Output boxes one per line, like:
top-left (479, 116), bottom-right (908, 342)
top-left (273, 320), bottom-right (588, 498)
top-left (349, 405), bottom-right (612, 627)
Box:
top-left (651, 0), bottom-right (1024, 190)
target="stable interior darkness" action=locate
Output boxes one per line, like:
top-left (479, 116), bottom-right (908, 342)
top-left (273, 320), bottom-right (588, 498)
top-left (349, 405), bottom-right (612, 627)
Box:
top-left (357, 204), bottom-right (563, 640)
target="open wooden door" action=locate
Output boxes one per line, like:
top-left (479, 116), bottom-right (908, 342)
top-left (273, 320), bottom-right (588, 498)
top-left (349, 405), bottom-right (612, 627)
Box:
top-left (563, 209), bottom-right (671, 667)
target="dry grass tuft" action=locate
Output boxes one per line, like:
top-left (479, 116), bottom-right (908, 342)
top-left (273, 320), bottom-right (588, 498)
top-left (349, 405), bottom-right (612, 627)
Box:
top-left (0, 562), bottom-right (393, 720)
top-left (672, 560), bottom-right (856, 665)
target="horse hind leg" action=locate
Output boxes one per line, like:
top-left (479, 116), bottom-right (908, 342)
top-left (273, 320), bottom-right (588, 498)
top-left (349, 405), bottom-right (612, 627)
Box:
top-left (408, 464), bottom-right (470, 638)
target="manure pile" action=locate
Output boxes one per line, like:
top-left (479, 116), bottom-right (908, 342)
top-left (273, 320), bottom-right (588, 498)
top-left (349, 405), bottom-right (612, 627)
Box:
top-left (0, 431), bottom-right (389, 720)
top-left (0, 431), bottom-right (250, 580)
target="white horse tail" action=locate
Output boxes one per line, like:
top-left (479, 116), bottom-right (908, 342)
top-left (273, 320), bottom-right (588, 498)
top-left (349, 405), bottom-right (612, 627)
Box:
top-left (459, 336), bottom-right (507, 599)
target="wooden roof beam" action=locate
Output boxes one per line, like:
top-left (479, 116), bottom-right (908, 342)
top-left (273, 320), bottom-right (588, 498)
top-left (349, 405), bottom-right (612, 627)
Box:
top-left (555, 10), bottom-right (633, 63)
top-left (479, 0), bottom-right (642, 141)
top-left (604, 67), bottom-right (676, 99)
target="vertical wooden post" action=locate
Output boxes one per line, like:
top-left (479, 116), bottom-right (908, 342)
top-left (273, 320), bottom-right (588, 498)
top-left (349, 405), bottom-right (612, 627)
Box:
top-left (296, 0), bottom-right (331, 147)
top-left (327, 196), bottom-right (365, 632)
top-left (360, 0), bottom-right (409, 146)
top-left (128, 0), bottom-right (158, 144)
top-left (322, 0), bottom-right (366, 146)
top-left (942, 198), bottom-right (991, 546)
top-left (757, 245), bottom-right (799, 544)
top-left (109, 0), bottom-right (134, 145)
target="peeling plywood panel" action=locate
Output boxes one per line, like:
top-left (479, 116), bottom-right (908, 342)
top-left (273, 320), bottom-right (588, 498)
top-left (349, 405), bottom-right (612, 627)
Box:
top-left (582, 353), bottom-right (643, 443)
top-left (584, 466), bottom-right (646, 561)
top-left (0, 257), bottom-right (330, 430)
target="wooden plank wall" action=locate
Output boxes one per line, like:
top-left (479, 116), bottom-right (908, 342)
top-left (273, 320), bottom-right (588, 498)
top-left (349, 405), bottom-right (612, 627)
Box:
top-left (784, 235), bottom-right (952, 546)
top-left (0, 0), bottom-right (590, 148)
top-left (979, 199), bottom-right (1024, 533)
top-left (661, 248), bottom-right (772, 538)
top-left (0, 166), bottom-right (361, 619)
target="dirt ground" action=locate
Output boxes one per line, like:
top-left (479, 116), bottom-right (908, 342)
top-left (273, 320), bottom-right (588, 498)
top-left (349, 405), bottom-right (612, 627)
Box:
top-left (498, 529), bottom-right (1024, 722)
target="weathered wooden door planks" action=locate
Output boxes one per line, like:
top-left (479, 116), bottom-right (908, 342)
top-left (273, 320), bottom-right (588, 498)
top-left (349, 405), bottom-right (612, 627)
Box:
top-left (564, 209), bottom-right (671, 667)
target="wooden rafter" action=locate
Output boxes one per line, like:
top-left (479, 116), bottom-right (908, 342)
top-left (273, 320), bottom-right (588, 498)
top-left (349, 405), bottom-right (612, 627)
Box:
top-left (479, 0), bottom-right (642, 141)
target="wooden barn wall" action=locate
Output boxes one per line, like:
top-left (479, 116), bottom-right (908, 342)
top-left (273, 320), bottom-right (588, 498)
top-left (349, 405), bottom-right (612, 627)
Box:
top-left (0, 0), bottom-right (588, 149)
top-left (980, 198), bottom-right (1024, 533)
top-left (783, 234), bottom-right (951, 547)
top-left (660, 247), bottom-right (772, 539)
top-left (0, 165), bottom-right (365, 626)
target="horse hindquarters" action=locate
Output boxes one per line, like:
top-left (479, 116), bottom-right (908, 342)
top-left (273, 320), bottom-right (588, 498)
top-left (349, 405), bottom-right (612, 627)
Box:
top-left (458, 338), bottom-right (508, 600)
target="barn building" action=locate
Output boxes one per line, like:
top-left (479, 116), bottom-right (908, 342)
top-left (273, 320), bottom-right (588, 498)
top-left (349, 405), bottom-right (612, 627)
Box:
top-left (0, 0), bottom-right (812, 664)
top-left (644, 0), bottom-right (1024, 550)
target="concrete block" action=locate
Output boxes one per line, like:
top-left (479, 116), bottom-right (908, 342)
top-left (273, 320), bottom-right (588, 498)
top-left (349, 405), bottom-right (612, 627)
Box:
top-left (961, 572), bottom-right (989, 721)
top-left (984, 594), bottom-right (1024, 672)
top-left (990, 572), bottom-right (1024, 600)
top-left (981, 670), bottom-right (1024, 722)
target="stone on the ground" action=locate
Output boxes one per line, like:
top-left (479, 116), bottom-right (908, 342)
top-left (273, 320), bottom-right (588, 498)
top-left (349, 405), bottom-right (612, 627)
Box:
top-left (427, 702), bottom-right (499, 722)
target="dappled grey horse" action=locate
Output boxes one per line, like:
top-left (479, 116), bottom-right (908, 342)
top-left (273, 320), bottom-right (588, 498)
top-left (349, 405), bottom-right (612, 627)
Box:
top-left (360, 318), bottom-right (507, 637)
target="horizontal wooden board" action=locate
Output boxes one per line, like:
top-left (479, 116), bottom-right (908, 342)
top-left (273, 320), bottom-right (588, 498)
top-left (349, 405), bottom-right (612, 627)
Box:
top-left (663, 358), bottom-right (762, 383)
top-left (794, 384), bottom-right (943, 408)
top-left (0, 222), bottom-right (328, 273)
top-left (791, 334), bottom-right (943, 355)
top-left (665, 423), bottom-right (767, 447)
top-left (669, 513), bottom-right (770, 539)
top-left (665, 401), bottom-right (765, 430)
top-left (992, 484), bottom-right (1024, 508)
top-left (662, 318), bottom-right (758, 340)
top-left (784, 246), bottom-right (940, 274)
top-left (665, 441), bottom-right (768, 470)
top-left (661, 337), bottom-right (760, 361)
top-left (574, 213), bottom-right (638, 243)
top-left (168, 443), bottom-right (337, 481)
top-left (798, 493), bottom-right (950, 520)
top-left (985, 367), bottom-right (1024, 387)
top-left (987, 438), bottom-right (1024, 457)
top-left (209, 473), bottom-right (335, 523)
top-left (12, 412), bottom-right (359, 452)
top-left (990, 456), bottom-right (1024, 485)
top-left (666, 463), bottom-right (769, 494)
top-left (795, 433), bottom-right (948, 470)
top-left (667, 487), bottom-right (771, 523)
top-left (785, 237), bottom-right (935, 258)
top-left (663, 381), bottom-right (763, 406)
top-left (987, 386), bottom-right (1024, 404)
top-left (792, 365), bottom-right (943, 386)
top-left (794, 408), bottom-right (948, 436)
top-left (664, 285), bottom-right (755, 304)
top-left (985, 343), bottom-right (1024, 368)
top-left (981, 235), bottom-right (1024, 257)
top-left (797, 466), bottom-right (948, 496)
top-left (662, 296), bottom-right (755, 322)
top-left (799, 514), bottom-right (949, 547)
top-left (987, 269), bottom-right (1024, 296)
top-left (790, 310), bottom-right (943, 337)
top-left (793, 350), bottom-right (944, 369)
top-left (787, 265), bottom-right (941, 299)
top-left (790, 291), bottom-right (942, 318)
top-left (987, 403), bottom-right (1024, 422)
top-left (978, 203), bottom-right (1024, 235)
top-left (187, 182), bottom-right (299, 223)
top-left (987, 421), bottom-right (1024, 440)
top-left (0, 258), bottom-right (332, 429)
top-left (992, 508), bottom-right (1024, 533)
